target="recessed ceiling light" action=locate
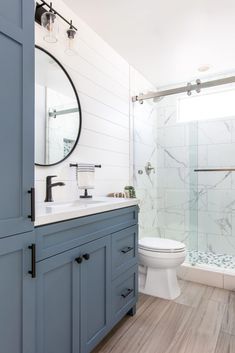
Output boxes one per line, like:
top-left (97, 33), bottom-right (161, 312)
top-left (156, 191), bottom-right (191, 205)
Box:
top-left (198, 65), bottom-right (211, 72)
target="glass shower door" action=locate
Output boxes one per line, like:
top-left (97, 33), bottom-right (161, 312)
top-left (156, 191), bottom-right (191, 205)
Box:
top-left (194, 117), bottom-right (235, 269)
top-left (154, 94), bottom-right (199, 260)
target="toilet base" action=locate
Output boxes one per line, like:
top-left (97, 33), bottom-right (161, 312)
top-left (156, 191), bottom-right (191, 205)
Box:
top-left (139, 267), bottom-right (181, 300)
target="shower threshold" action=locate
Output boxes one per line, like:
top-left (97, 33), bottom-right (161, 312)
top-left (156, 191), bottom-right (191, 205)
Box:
top-left (178, 257), bottom-right (235, 290)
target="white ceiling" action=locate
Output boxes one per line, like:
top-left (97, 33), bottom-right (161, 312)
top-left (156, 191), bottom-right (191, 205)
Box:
top-left (64, 0), bottom-right (235, 87)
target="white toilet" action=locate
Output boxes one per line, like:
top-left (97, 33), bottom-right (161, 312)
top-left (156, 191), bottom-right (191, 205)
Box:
top-left (138, 237), bottom-right (186, 300)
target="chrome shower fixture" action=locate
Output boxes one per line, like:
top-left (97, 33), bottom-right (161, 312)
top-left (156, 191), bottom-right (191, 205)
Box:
top-left (145, 162), bottom-right (155, 176)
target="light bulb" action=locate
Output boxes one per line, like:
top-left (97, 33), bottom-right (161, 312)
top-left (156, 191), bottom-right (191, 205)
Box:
top-left (65, 20), bottom-right (77, 56)
top-left (41, 3), bottom-right (59, 43)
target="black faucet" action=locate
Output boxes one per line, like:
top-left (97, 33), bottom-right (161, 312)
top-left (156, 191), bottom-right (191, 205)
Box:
top-left (45, 175), bottom-right (65, 202)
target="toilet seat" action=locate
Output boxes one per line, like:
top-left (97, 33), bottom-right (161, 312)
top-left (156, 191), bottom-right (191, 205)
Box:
top-left (139, 237), bottom-right (185, 253)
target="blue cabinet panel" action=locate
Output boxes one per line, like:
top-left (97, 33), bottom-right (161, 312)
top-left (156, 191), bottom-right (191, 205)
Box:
top-left (36, 237), bottom-right (112, 353)
top-left (0, 0), bottom-right (22, 28)
top-left (0, 232), bottom-right (36, 353)
top-left (112, 225), bottom-right (138, 279)
top-left (36, 247), bottom-right (81, 353)
top-left (111, 265), bottom-right (138, 327)
top-left (80, 237), bottom-right (111, 353)
top-left (0, 0), bottom-right (34, 238)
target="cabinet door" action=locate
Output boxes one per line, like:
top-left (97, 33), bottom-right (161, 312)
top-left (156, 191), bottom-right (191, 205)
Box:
top-left (0, 232), bottom-right (36, 353)
top-left (80, 237), bottom-right (111, 353)
top-left (36, 247), bottom-right (82, 353)
top-left (0, 0), bottom-right (34, 237)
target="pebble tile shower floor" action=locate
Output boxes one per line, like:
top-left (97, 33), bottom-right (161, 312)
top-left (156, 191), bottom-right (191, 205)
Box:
top-left (187, 250), bottom-right (235, 269)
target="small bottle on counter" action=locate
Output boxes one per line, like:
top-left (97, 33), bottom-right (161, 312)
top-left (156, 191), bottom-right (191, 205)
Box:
top-left (124, 186), bottom-right (136, 198)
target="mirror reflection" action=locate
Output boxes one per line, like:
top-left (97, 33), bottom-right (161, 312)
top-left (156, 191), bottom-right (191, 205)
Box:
top-left (35, 46), bottom-right (82, 166)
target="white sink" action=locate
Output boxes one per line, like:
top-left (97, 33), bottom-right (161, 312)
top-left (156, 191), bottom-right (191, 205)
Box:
top-left (45, 199), bottom-right (107, 209)
top-left (35, 197), bottom-right (139, 226)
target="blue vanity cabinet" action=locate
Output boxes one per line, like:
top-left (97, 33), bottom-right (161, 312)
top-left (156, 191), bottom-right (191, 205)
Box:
top-left (35, 206), bottom-right (139, 353)
top-left (0, 231), bottom-right (36, 353)
top-left (0, 0), bottom-right (35, 238)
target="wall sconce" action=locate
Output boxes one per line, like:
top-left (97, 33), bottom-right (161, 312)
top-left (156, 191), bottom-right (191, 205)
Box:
top-left (35, 1), bottom-right (78, 52)
top-left (65, 20), bottom-right (77, 56)
top-left (41, 2), bottom-right (58, 43)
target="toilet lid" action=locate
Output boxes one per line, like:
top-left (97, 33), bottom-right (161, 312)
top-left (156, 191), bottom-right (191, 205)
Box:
top-left (139, 237), bottom-right (185, 253)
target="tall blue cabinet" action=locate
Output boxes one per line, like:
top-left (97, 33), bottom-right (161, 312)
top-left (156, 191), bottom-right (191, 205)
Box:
top-left (0, 0), bottom-right (35, 238)
top-left (0, 1), bottom-right (36, 353)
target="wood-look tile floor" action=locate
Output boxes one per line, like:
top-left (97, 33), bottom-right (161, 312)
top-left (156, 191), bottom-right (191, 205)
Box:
top-left (92, 280), bottom-right (235, 353)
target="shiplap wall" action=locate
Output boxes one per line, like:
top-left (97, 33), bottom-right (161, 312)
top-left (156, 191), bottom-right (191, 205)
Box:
top-left (35, 0), bottom-right (147, 202)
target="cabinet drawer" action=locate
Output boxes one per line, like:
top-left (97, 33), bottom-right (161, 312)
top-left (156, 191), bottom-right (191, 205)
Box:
top-left (111, 265), bottom-right (138, 325)
top-left (112, 226), bottom-right (138, 279)
top-left (35, 206), bottom-right (138, 261)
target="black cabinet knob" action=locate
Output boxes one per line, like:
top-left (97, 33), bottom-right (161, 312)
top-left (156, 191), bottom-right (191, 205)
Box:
top-left (83, 253), bottom-right (90, 260)
top-left (75, 256), bottom-right (83, 264)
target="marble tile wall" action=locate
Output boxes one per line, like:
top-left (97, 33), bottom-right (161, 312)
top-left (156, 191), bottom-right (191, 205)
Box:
top-left (154, 93), bottom-right (235, 256)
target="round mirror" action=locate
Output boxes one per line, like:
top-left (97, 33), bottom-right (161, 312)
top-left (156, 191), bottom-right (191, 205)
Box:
top-left (35, 46), bottom-right (82, 166)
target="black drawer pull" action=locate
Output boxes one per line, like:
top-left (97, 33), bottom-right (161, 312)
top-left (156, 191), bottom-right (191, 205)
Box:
top-left (75, 256), bottom-right (83, 264)
top-left (28, 188), bottom-right (35, 222)
top-left (121, 246), bottom-right (133, 254)
top-left (83, 253), bottom-right (90, 260)
top-left (121, 288), bottom-right (134, 298)
top-left (28, 244), bottom-right (36, 278)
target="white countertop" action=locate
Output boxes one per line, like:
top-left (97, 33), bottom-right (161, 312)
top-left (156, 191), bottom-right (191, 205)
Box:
top-left (35, 197), bottom-right (139, 226)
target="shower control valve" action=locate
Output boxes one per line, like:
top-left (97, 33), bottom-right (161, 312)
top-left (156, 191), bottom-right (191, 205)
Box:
top-left (145, 162), bottom-right (155, 175)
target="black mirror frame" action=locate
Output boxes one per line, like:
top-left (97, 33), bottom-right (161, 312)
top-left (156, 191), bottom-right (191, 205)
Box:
top-left (35, 45), bottom-right (82, 167)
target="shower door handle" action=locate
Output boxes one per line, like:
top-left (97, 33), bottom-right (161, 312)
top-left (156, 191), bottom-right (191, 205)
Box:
top-left (194, 168), bottom-right (235, 172)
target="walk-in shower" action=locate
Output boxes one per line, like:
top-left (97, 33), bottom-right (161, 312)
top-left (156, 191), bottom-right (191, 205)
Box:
top-left (133, 74), bottom-right (235, 275)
